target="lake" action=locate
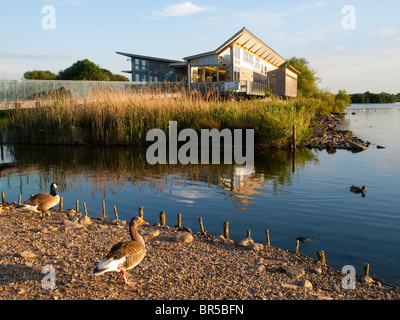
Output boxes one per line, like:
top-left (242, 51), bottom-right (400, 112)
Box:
top-left (1, 102), bottom-right (400, 286)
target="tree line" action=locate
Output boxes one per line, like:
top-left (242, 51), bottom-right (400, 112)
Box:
top-left (350, 91), bottom-right (400, 104)
top-left (23, 59), bottom-right (129, 81)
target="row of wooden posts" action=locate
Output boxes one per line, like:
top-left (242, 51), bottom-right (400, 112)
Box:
top-left (5, 191), bottom-right (373, 277)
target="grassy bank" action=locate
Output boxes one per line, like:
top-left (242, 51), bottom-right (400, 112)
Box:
top-left (1, 86), bottom-right (348, 148)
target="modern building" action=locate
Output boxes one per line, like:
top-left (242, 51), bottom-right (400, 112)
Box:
top-left (116, 27), bottom-right (299, 97)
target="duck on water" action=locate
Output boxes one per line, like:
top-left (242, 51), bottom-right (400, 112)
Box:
top-left (350, 185), bottom-right (366, 196)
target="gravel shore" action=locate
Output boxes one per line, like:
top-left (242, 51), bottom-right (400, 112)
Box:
top-left (1, 203), bottom-right (399, 301)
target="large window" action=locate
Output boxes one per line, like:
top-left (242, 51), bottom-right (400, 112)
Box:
top-left (243, 50), bottom-right (253, 65)
top-left (233, 66), bottom-right (240, 81)
top-left (205, 66), bottom-right (217, 82)
top-left (233, 45), bottom-right (240, 66)
top-left (191, 67), bottom-right (203, 82)
top-left (218, 66), bottom-right (231, 82)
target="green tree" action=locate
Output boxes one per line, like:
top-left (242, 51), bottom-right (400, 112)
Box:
top-left (100, 68), bottom-right (129, 81)
top-left (23, 70), bottom-right (57, 80)
top-left (334, 90), bottom-right (352, 112)
top-left (283, 57), bottom-right (319, 98)
top-left (57, 59), bottom-right (108, 81)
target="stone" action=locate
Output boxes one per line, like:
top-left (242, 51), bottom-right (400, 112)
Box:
top-left (298, 279), bottom-right (313, 289)
top-left (247, 243), bottom-right (264, 251)
top-left (62, 219), bottom-right (84, 230)
top-left (280, 265), bottom-right (305, 279)
top-left (281, 283), bottom-right (298, 290)
top-left (249, 265), bottom-right (265, 273)
top-left (174, 232), bottom-right (194, 244)
top-left (144, 230), bottom-right (160, 238)
top-left (20, 250), bottom-right (37, 259)
top-left (238, 237), bottom-right (254, 247)
top-left (79, 215), bottom-right (93, 226)
top-left (54, 212), bottom-right (68, 219)
top-left (310, 267), bottom-right (322, 275)
top-left (361, 275), bottom-right (374, 284)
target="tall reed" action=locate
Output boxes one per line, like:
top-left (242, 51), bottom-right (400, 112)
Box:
top-left (3, 85), bottom-right (343, 148)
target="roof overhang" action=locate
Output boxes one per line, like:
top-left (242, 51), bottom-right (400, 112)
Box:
top-left (183, 27), bottom-right (286, 67)
top-left (285, 65), bottom-right (301, 75)
top-left (116, 51), bottom-right (181, 64)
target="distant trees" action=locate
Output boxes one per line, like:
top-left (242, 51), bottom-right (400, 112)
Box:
top-left (23, 70), bottom-right (57, 80)
top-left (23, 59), bottom-right (129, 81)
top-left (350, 92), bottom-right (400, 104)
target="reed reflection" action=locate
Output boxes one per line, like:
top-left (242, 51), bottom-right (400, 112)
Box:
top-left (2, 145), bottom-right (318, 209)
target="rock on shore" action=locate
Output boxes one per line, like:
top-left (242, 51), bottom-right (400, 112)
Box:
top-left (1, 203), bottom-right (399, 300)
top-left (303, 113), bottom-right (369, 152)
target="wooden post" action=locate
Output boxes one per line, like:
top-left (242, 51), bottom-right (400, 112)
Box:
top-left (102, 200), bottom-right (106, 219)
top-left (246, 229), bottom-right (251, 238)
top-left (295, 239), bottom-right (299, 253)
top-left (83, 203), bottom-right (88, 216)
top-left (363, 263), bottom-right (370, 276)
top-left (139, 206), bottom-right (143, 219)
top-left (177, 213), bottom-right (182, 228)
top-left (223, 221), bottom-right (229, 239)
top-left (199, 217), bottom-right (205, 234)
top-left (18, 194), bottom-right (21, 205)
top-left (76, 200), bottom-right (79, 213)
top-left (292, 125), bottom-right (296, 150)
top-left (317, 250), bottom-right (326, 265)
top-left (1, 191), bottom-right (5, 203)
top-left (113, 206), bottom-right (119, 220)
top-left (159, 211), bottom-right (166, 226)
top-left (59, 197), bottom-right (63, 210)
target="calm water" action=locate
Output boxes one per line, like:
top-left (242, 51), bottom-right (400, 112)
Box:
top-left (1, 102), bottom-right (400, 286)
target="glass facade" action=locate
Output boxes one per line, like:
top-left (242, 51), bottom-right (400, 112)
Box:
top-left (131, 58), bottom-right (177, 82)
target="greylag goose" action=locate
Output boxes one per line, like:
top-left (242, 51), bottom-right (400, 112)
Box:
top-left (91, 216), bottom-right (148, 286)
top-left (23, 182), bottom-right (60, 213)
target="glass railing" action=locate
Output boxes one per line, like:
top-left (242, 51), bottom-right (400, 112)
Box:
top-left (0, 79), bottom-right (268, 104)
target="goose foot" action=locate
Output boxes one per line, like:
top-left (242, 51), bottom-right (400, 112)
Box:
top-left (117, 264), bottom-right (136, 286)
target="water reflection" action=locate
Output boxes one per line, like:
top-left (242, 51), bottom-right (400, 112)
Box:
top-left (1, 144), bottom-right (317, 209)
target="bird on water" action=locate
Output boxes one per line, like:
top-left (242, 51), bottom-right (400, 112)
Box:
top-left (350, 185), bottom-right (366, 195)
top-left (91, 216), bottom-right (148, 286)
top-left (23, 182), bottom-right (60, 214)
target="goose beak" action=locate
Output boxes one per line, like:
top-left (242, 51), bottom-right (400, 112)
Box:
top-left (140, 218), bottom-right (148, 225)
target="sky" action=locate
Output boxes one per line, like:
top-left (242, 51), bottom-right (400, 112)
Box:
top-left (1, 0), bottom-right (399, 94)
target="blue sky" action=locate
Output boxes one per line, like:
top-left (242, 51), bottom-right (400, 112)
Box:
top-left (1, 0), bottom-right (399, 93)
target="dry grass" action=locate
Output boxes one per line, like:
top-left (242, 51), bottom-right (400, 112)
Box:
top-left (3, 84), bottom-right (345, 148)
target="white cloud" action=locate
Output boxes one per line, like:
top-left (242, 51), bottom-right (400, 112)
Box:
top-left (0, 52), bottom-right (80, 60)
top-left (370, 27), bottom-right (399, 37)
top-left (152, 1), bottom-right (211, 18)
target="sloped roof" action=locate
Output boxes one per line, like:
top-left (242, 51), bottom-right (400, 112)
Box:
top-left (116, 51), bottom-right (180, 64)
top-left (184, 27), bottom-right (286, 67)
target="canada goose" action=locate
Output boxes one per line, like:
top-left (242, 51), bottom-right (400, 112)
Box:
top-left (350, 185), bottom-right (366, 194)
top-left (91, 216), bottom-right (148, 286)
top-left (23, 182), bottom-right (60, 213)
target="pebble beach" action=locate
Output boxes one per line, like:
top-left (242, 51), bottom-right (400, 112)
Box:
top-left (1, 203), bottom-right (399, 301)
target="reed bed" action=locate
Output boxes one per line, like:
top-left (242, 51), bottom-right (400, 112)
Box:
top-left (3, 85), bottom-right (345, 148)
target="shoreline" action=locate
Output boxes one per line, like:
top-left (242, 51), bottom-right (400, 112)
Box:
top-left (301, 113), bottom-right (369, 152)
top-left (1, 203), bottom-right (399, 300)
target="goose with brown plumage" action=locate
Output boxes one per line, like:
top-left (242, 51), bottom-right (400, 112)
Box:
top-left (91, 216), bottom-right (148, 286)
top-left (23, 182), bottom-right (60, 213)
